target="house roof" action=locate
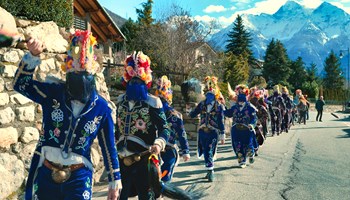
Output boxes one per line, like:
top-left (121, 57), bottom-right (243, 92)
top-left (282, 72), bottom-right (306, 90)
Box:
top-left (74, 0), bottom-right (125, 43)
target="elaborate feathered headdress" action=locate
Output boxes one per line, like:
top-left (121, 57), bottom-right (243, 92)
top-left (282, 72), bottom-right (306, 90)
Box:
top-left (155, 75), bottom-right (173, 105)
top-left (62, 30), bottom-right (98, 74)
top-left (122, 51), bottom-right (152, 88)
top-left (282, 86), bottom-right (289, 94)
top-left (228, 83), bottom-right (236, 101)
top-left (273, 85), bottom-right (280, 93)
top-left (235, 84), bottom-right (250, 96)
top-left (203, 76), bottom-right (220, 99)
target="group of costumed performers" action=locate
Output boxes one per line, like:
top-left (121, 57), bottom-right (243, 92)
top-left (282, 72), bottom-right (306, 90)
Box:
top-left (14, 31), bottom-right (121, 200)
top-left (13, 29), bottom-right (315, 200)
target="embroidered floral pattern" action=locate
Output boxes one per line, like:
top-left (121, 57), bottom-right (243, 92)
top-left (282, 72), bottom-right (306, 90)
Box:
top-left (135, 119), bottom-right (147, 130)
top-left (82, 190), bottom-right (91, 200)
top-left (51, 109), bottom-right (64, 122)
top-left (118, 105), bottom-right (151, 135)
top-left (76, 116), bottom-right (102, 150)
top-left (85, 177), bottom-right (91, 188)
top-left (49, 100), bottom-right (64, 144)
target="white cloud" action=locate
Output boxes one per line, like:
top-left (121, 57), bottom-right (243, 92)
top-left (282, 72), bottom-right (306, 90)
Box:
top-left (194, 15), bottom-right (217, 24)
top-left (218, 15), bottom-right (238, 27)
top-left (203, 5), bottom-right (227, 13)
top-left (230, 6), bottom-right (237, 10)
top-left (295, 0), bottom-right (323, 8)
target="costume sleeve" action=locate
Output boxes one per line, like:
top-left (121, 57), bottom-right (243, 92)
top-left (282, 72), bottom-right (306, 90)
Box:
top-left (189, 102), bottom-right (202, 118)
top-left (175, 116), bottom-right (190, 155)
top-left (98, 108), bottom-right (122, 189)
top-left (249, 107), bottom-right (258, 128)
top-left (13, 53), bottom-right (54, 105)
top-left (150, 107), bottom-right (170, 151)
top-left (114, 104), bottom-right (121, 142)
top-left (218, 104), bottom-right (225, 135)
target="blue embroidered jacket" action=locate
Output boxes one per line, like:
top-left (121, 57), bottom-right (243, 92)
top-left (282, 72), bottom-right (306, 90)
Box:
top-left (115, 94), bottom-right (170, 153)
top-left (165, 109), bottom-right (190, 155)
top-left (13, 53), bottom-right (121, 198)
top-left (189, 100), bottom-right (225, 135)
top-left (224, 102), bottom-right (257, 127)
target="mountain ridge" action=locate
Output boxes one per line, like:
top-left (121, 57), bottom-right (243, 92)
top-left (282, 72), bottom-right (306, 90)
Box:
top-left (209, 1), bottom-right (350, 73)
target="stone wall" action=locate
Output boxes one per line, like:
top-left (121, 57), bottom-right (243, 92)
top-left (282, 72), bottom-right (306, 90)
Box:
top-left (0, 8), bottom-right (110, 199)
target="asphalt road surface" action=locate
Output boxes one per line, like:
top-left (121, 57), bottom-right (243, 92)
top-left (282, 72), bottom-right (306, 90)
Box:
top-left (93, 111), bottom-right (350, 200)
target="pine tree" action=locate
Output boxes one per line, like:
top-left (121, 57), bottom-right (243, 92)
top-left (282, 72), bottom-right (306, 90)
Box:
top-left (306, 62), bottom-right (319, 82)
top-left (136, 0), bottom-right (154, 26)
top-left (120, 18), bottom-right (140, 52)
top-left (323, 51), bottom-right (344, 90)
top-left (302, 62), bottom-right (320, 98)
top-left (225, 15), bottom-right (254, 63)
top-left (222, 52), bottom-right (249, 87)
top-left (262, 39), bottom-right (291, 88)
top-left (288, 57), bottom-right (307, 91)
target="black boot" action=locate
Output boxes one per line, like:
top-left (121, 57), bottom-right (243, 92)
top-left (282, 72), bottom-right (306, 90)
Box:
top-left (205, 170), bottom-right (214, 182)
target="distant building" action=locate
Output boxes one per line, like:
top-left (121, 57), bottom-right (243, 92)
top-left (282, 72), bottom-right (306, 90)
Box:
top-left (73, 0), bottom-right (125, 58)
top-left (194, 43), bottom-right (219, 68)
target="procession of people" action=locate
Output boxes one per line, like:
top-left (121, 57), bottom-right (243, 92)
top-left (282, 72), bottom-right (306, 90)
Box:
top-left (12, 30), bottom-right (321, 200)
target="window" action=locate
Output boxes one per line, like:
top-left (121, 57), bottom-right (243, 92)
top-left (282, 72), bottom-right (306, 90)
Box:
top-left (73, 16), bottom-right (87, 30)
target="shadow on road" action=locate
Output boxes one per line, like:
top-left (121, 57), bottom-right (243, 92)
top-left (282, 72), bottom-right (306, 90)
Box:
top-left (338, 128), bottom-right (350, 139)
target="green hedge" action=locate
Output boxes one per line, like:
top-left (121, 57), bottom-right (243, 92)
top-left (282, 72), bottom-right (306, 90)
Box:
top-left (0, 0), bottom-right (73, 27)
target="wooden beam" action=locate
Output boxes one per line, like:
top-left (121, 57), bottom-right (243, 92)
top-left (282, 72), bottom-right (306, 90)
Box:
top-left (90, 20), bottom-right (107, 42)
top-left (74, 1), bottom-right (86, 17)
top-left (86, 9), bottom-right (100, 14)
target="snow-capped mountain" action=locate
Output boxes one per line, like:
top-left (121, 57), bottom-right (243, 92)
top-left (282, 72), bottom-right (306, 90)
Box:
top-left (209, 1), bottom-right (350, 72)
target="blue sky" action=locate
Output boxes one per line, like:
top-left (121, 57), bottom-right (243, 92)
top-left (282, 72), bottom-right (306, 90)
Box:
top-left (99, 0), bottom-right (350, 27)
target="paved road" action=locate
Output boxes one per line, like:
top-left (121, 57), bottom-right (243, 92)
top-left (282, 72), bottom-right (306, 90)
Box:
top-left (93, 111), bottom-right (350, 200)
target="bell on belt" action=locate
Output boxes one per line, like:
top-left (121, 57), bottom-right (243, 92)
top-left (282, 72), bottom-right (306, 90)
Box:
top-left (51, 168), bottom-right (71, 183)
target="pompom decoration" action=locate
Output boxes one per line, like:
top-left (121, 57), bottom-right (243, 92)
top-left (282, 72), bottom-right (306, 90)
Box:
top-left (203, 76), bottom-right (221, 100)
top-left (61, 30), bottom-right (98, 74)
top-left (155, 75), bottom-right (173, 105)
top-left (122, 51), bottom-right (152, 88)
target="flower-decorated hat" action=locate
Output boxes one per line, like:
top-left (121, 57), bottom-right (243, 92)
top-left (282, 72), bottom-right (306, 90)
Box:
top-left (61, 30), bottom-right (98, 74)
top-left (155, 75), bottom-right (173, 105)
top-left (273, 85), bottom-right (280, 93)
top-left (122, 51), bottom-right (152, 88)
top-left (203, 76), bottom-right (220, 99)
top-left (281, 86), bottom-right (289, 94)
top-left (235, 84), bottom-right (250, 96)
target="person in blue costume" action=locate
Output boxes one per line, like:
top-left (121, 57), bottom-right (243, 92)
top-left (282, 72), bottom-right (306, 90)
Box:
top-left (13, 31), bottom-right (121, 200)
top-left (224, 87), bottom-right (257, 168)
top-left (186, 76), bottom-right (225, 182)
top-left (224, 85), bottom-right (258, 168)
top-left (281, 86), bottom-right (293, 133)
top-left (267, 85), bottom-right (286, 136)
top-left (115, 51), bottom-right (172, 199)
top-left (154, 75), bottom-right (190, 182)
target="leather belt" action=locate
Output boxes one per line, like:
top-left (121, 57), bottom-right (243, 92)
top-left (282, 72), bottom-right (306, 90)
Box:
top-left (44, 159), bottom-right (84, 172)
top-left (43, 159), bottom-right (84, 183)
top-left (236, 124), bottom-right (249, 130)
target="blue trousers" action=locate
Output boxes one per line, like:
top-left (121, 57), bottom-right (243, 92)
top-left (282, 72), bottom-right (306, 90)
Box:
top-left (198, 130), bottom-right (218, 170)
top-left (231, 127), bottom-right (255, 164)
top-left (35, 165), bottom-right (92, 200)
top-left (161, 148), bottom-right (178, 182)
